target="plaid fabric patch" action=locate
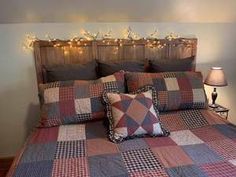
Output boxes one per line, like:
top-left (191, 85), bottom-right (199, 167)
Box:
top-left (39, 71), bottom-right (125, 127)
top-left (207, 139), bottom-right (236, 160)
top-left (180, 109), bottom-right (209, 129)
top-left (160, 112), bottom-right (188, 131)
top-left (192, 126), bottom-right (227, 142)
top-left (55, 140), bottom-right (86, 159)
top-left (200, 161), bottom-right (236, 177)
top-left (121, 148), bottom-right (164, 173)
top-left (125, 71), bottom-right (208, 111)
top-left (129, 169), bottom-right (169, 177)
top-left (52, 158), bottom-right (89, 177)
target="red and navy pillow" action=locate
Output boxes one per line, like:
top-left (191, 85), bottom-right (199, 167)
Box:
top-left (103, 85), bottom-right (169, 143)
top-left (39, 71), bottom-right (125, 127)
top-left (125, 71), bottom-right (208, 112)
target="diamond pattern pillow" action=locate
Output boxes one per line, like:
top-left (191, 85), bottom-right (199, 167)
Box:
top-left (125, 71), bottom-right (208, 112)
top-left (39, 71), bottom-right (125, 127)
top-left (103, 86), bottom-right (169, 143)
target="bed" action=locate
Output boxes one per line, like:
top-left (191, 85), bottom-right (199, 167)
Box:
top-left (7, 38), bottom-right (236, 177)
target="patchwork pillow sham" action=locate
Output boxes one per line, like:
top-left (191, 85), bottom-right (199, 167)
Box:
top-left (39, 71), bottom-right (125, 127)
top-left (125, 71), bottom-right (208, 112)
top-left (103, 85), bottom-right (169, 143)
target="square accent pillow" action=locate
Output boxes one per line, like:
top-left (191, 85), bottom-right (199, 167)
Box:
top-left (103, 86), bottom-right (169, 143)
top-left (125, 71), bottom-right (208, 112)
top-left (39, 71), bottom-right (125, 127)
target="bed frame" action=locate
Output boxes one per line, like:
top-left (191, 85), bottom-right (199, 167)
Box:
top-left (33, 38), bottom-right (197, 88)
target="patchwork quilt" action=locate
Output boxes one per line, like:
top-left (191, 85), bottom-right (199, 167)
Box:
top-left (8, 110), bottom-right (236, 177)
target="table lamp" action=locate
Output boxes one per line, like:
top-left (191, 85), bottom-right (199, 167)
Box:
top-left (204, 67), bottom-right (228, 108)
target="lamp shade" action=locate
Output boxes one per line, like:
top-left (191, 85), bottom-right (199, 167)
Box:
top-left (204, 67), bottom-right (228, 87)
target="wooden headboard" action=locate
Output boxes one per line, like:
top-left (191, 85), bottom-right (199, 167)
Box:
top-left (33, 38), bottom-right (197, 87)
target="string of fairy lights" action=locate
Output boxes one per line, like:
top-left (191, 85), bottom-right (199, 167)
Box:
top-left (22, 27), bottom-right (192, 54)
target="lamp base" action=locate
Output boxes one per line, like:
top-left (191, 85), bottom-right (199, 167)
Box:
top-left (209, 103), bottom-right (219, 108)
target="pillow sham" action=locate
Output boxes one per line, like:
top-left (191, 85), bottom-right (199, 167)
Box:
top-left (44, 60), bottom-right (97, 82)
top-left (97, 59), bottom-right (147, 77)
top-left (103, 85), bottom-right (169, 143)
top-left (39, 71), bottom-right (125, 127)
top-left (125, 71), bottom-right (208, 112)
top-left (149, 56), bottom-right (194, 72)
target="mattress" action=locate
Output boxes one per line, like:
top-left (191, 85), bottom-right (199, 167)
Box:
top-left (7, 109), bottom-right (236, 177)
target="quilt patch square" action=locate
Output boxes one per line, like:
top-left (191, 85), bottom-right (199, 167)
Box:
top-left (14, 160), bottom-right (53, 177)
top-left (74, 84), bottom-right (89, 98)
top-left (207, 139), bottom-right (236, 160)
top-left (46, 103), bottom-right (60, 118)
top-left (152, 146), bottom-right (193, 168)
top-left (214, 124), bottom-right (236, 139)
top-left (121, 148), bottom-right (163, 173)
top-left (59, 100), bottom-right (75, 116)
top-left (160, 113), bottom-right (188, 131)
top-left (170, 130), bottom-right (204, 146)
top-left (59, 86), bottom-right (74, 101)
top-left (89, 83), bottom-right (104, 97)
top-left (52, 157), bottom-right (89, 177)
top-left (74, 98), bottom-right (91, 114)
top-left (55, 140), bottom-right (86, 159)
top-left (144, 137), bottom-right (177, 148)
top-left (85, 121), bottom-right (107, 139)
top-left (200, 161), bottom-right (236, 177)
top-left (58, 124), bottom-right (86, 141)
top-left (44, 88), bottom-right (59, 104)
top-left (192, 126), bottom-right (226, 142)
top-left (129, 169), bottom-right (169, 177)
top-left (20, 143), bottom-right (57, 163)
top-left (193, 89), bottom-right (206, 103)
top-left (167, 165), bottom-right (207, 177)
top-left (180, 110), bottom-right (209, 129)
top-left (164, 78), bottom-right (179, 91)
top-left (30, 127), bottom-right (59, 144)
top-left (87, 138), bottom-right (118, 156)
top-left (118, 139), bottom-right (148, 152)
top-left (182, 144), bottom-right (223, 165)
top-left (88, 154), bottom-right (128, 177)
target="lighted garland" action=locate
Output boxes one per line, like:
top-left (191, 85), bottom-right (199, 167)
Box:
top-left (22, 27), bottom-right (191, 51)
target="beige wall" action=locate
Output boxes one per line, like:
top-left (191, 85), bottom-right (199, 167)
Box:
top-left (0, 22), bottom-right (236, 157)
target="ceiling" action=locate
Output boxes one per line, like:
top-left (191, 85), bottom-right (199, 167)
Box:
top-left (1, 0), bottom-right (236, 23)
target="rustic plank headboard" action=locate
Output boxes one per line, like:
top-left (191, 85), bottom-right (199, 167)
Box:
top-left (33, 38), bottom-right (197, 87)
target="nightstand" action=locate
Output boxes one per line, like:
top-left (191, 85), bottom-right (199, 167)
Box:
top-left (209, 104), bottom-right (229, 119)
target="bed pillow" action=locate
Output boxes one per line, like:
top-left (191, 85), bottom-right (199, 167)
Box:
top-left (103, 85), bottom-right (169, 143)
top-left (149, 56), bottom-right (194, 72)
top-left (39, 71), bottom-right (125, 127)
top-left (97, 59), bottom-right (147, 77)
top-left (125, 71), bottom-right (208, 112)
top-left (44, 60), bottom-right (97, 82)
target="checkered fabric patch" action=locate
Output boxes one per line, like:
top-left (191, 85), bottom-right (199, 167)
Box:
top-left (207, 139), bottom-right (236, 160)
top-left (39, 71), bottom-right (125, 127)
top-left (55, 140), bottom-right (86, 159)
top-left (200, 161), bottom-right (236, 177)
top-left (129, 169), bottom-right (169, 177)
top-left (52, 157), bottom-right (89, 177)
top-left (125, 71), bottom-right (208, 111)
top-left (121, 148), bottom-right (164, 173)
top-left (160, 112), bottom-right (188, 131)
top-left (180, 109), bottom-right (209, 129)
